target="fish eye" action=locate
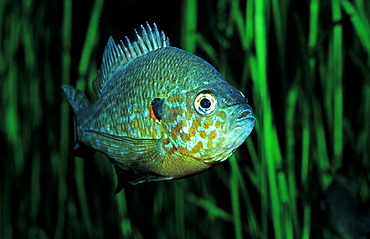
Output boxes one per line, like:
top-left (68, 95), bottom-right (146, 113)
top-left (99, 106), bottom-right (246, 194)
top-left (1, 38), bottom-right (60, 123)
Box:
top-left (194, 90), bottom-right (217, 116)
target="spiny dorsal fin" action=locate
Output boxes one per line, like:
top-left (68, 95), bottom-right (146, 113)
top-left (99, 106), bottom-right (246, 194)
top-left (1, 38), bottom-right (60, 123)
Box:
top-left (93, 23), bottom-right (170, 96)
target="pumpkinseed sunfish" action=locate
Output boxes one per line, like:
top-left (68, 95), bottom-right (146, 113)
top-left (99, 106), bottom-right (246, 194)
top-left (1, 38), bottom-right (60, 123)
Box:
top-left (62, 23), bottom-right (256, 193)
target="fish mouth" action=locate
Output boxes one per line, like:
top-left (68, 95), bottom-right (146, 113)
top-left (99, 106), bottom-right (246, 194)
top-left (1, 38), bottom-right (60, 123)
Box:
top-left (226, 105), bottom-right (256, 130)
top-left (235, 109), bottom-right (255, 123)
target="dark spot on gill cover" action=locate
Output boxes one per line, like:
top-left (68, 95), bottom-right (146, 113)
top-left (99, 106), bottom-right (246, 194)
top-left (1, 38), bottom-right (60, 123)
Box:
top-left (151, 98), bottom-right (164, 121)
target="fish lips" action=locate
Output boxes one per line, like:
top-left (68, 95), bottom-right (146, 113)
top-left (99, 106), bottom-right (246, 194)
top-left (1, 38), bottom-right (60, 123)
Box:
top-left (226, 104), bottom-right (256, 133)
top-left (226, 105), bottom-right (256, 151)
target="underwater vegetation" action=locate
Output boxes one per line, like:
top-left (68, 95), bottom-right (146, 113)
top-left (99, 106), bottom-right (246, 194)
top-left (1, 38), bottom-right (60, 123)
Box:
top-left (1, 0), bottom-right (369, 238)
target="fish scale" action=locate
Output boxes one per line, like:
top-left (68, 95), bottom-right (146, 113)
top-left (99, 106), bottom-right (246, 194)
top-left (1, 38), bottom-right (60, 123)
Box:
top-left (62, 23), bottom-right (256, 193)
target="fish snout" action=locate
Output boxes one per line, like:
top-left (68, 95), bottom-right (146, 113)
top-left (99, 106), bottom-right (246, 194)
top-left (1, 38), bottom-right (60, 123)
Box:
top-left (228, 104), bottom-right (256, 131)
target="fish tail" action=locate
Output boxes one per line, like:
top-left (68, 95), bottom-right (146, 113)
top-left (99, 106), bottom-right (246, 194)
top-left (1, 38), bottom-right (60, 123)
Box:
top-left (61, 85), bottom-right (90, 112)
top-left (62, 85), bottom-right (94, 158)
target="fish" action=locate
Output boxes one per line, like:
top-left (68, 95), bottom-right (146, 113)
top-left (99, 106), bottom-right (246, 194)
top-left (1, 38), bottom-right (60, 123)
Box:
top-left (324, 174), bottom-right (370, 239)
top-left (62, 23), bottom-right (256, 193)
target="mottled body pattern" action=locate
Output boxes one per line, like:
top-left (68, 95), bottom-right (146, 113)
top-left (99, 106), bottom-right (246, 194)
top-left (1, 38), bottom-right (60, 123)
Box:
top-left (62, 23), bottom-right (256, 193)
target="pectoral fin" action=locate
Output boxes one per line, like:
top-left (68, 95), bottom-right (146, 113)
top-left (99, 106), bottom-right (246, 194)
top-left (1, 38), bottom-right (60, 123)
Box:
top-left (84, 129), bottom-right (163, 166)
top-left (84, 130), bottom-right (174, 193)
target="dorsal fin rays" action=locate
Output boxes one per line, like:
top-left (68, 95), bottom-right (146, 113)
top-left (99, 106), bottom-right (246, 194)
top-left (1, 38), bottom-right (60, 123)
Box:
top-left (93, 23), bottom-right (170, 96)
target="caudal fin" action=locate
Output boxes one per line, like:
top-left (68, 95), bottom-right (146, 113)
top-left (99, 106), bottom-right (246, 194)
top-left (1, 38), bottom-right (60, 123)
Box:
top-left (61, 85), bottom-right (90, 112)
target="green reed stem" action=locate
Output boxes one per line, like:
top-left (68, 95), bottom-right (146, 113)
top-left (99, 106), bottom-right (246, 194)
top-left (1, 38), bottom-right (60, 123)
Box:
top-left (180, 0), bottom-right (197, 53)
top-left (56, 0), bottom-right (73, 237)
top-left (175, 181), bottom-right (186, 239)
top-left (116, 190), bottom-right (133, 237)
top-left (229, 155), bottom-right (242, 239)
top-left (251, 0), bottom-right (287, 238)
top-left (341, 0), bottom-right (370, 54)
top-left (331, 0), bottom-right (344, 167)
top-left (76, 0), bottom-right (104, 91)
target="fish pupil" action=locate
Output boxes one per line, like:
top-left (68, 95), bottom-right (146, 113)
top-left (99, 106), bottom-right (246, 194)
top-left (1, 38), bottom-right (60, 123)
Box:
top-left (200, 98), bottom-right (211, 108)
